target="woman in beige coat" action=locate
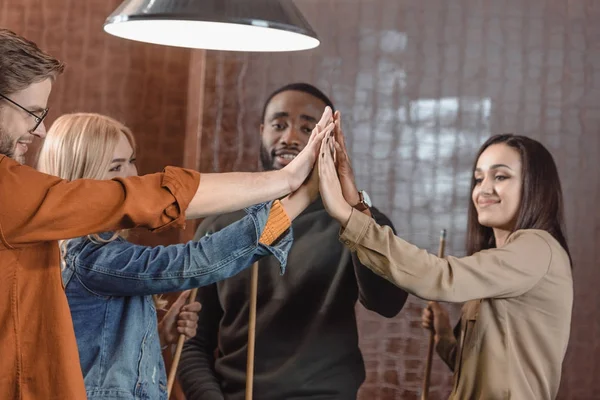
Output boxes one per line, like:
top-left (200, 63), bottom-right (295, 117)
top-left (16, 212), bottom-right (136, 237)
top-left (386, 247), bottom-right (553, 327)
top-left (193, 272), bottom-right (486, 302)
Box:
top-left (317, 128), bottom-right (572, 400)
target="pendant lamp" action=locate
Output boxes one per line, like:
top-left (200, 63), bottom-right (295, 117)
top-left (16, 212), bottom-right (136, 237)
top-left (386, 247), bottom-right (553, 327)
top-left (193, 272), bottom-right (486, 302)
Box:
top-left (103, 0), bottom-right (320, 52)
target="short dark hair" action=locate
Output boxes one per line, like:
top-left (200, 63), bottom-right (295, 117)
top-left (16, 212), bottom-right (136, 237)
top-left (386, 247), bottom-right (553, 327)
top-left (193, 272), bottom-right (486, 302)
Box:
top-left (260, 82), bottom-right (335, 123)
top-left (0, 29), bottom-right (64, 95)
top-left (466, 134), bottom-right (571, 263)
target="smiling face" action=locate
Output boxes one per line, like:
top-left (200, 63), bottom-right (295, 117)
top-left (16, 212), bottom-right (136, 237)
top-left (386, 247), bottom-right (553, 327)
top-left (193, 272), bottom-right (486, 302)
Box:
top-left (259, 90), bottom-right (327, 171)
top-left (0, 79), bottom-right (52, 163)
top-left (472, 143), bottom-right (523, 234)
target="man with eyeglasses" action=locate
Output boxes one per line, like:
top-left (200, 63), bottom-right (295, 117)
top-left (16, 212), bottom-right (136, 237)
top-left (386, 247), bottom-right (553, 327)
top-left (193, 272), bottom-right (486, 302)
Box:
top-left (0, 92), bottom-right (48, 163)
top-left (0, 29), bottom-right (329, 400)
top-left (0, 78), bottom-right (50, 164)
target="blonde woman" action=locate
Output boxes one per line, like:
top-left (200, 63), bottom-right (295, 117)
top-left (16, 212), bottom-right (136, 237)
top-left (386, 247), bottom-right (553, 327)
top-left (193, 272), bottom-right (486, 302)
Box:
top-left (38, 112), bottom-right (325, 400)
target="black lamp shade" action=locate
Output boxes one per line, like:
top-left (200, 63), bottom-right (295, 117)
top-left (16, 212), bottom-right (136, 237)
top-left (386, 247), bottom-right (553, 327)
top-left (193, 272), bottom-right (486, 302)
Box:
top-left (103, 0), bottom-right (320, 52)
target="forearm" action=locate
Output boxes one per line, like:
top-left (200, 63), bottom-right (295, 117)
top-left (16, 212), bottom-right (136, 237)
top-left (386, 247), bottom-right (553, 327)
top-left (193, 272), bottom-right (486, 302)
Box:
top-left (354, 207), bottom-right (407, 317)
top-left (186, 171), bottom-right (290, 219)
top-left (79, 202), bottom-right (293, 296)
top-left (279, 188), bottom-right (313, 221)
top-left (435, 334), bottom-right (458, 371)
top-left (340, 210), bottom-right (550, 302)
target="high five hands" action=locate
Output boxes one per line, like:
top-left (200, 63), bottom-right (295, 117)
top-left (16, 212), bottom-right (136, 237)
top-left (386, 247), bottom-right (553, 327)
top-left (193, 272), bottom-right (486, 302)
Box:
top-left (317, 112), bottom-right (355, 226)
top-left (286, 106), bottom-right (364, 227)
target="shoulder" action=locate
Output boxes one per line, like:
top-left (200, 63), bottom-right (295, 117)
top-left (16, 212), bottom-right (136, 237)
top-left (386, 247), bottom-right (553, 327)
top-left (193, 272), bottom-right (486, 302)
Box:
top-left (505, 229), bottom-right (570, 271)
top-left (507, 229), bottom-right (555, 251)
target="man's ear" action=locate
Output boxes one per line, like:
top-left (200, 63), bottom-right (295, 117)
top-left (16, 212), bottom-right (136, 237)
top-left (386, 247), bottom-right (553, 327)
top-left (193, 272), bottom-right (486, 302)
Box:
top-left (259, 123), bottom-right (265, 137)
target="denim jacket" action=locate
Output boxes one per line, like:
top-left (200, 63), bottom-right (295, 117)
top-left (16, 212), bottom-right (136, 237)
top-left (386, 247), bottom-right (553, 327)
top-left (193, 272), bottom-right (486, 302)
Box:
top-left (61, 201), bottom-right (293, 400)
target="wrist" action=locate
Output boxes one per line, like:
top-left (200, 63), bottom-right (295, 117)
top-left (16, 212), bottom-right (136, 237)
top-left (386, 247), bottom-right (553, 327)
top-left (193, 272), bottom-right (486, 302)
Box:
top-left (280, 190), bottom-right (311, 221)
top-left (275, 169), bottom-right (295, 195)
top-left (346, 192), bottom-right (360, 206)
top-left (336, 204), bottom-right (353, 227)
top-left (434, 332), bottom-right (455, 345)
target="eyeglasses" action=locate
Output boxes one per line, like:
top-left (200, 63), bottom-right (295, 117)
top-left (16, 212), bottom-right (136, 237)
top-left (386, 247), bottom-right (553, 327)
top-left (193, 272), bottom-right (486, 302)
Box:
top-left (0, 93), bottom-right (49, 132)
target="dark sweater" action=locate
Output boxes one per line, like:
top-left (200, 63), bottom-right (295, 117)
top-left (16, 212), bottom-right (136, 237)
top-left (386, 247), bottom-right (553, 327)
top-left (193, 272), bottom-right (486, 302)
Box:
top-left (179, 198), bottom-right (408, 400)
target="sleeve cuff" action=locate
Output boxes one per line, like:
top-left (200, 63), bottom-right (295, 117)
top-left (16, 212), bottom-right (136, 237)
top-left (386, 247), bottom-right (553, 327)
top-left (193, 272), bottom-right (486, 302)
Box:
top-left (152, 167), bottom-right (201, 233)
top-left (339, 208), bottom-right (372, 251)
top-left (258, 200), bottom-right (291, 246)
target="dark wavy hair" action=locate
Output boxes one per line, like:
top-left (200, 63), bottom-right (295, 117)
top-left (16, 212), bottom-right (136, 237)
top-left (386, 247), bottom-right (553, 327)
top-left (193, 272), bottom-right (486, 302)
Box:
top-left (466, 134), bottom-right (571, 263)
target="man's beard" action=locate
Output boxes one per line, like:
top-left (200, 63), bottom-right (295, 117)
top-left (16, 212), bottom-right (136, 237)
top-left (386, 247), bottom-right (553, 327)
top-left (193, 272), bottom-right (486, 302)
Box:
top-left (0, 129), bottom-right (23, 164)
top-left (260, 145), bottom-right (278, 171)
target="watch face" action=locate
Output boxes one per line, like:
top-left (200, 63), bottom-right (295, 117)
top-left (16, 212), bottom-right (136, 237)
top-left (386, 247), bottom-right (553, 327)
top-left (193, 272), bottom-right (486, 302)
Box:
top-left (361, 190), bottom-right (372, 207)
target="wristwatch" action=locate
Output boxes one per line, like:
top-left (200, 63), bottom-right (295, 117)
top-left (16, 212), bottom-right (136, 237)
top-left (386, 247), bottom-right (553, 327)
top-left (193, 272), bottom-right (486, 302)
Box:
top-left (353, 190), bottom-right (372, 211)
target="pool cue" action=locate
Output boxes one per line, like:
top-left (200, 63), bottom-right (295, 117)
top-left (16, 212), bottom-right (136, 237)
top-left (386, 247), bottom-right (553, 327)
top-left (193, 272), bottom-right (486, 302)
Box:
top-left (167, 287), bottom-right (199, 398)
top-left (245, 262), bottom-right (259, 400)
top-left (421, 229), bottom-right (447, 400)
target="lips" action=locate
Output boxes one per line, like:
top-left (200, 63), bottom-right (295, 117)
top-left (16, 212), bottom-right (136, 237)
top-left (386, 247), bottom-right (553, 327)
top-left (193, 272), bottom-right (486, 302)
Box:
top-left (273, 149), bottom-right (299, 166)
top-left (478, 200), bottom-right (499, 208)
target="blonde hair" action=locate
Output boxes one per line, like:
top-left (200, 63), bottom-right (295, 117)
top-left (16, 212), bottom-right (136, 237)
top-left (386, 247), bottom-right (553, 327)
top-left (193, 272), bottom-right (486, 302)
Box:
top-left (38, 112), bottom-right (136, 181)
top-left (38, 113), bottom-right (167, 309)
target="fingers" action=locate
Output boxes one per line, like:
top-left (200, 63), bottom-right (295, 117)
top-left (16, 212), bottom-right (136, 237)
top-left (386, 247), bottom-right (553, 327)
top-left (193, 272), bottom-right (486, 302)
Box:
top-left (169, 290), bottom-right (191, 312)
top-left (421, 306), bottom-right (434, 330)
top-left (182, 301), bottom-right (202, 313)
top-left (308, 122), bottom-right (335, 154)
top-left (319, 122), bottom-right (335, 142)
top-left (321, 134), bottom-right (337, 174)
top-left (309, 106), bottom-right (333, 145)
top-left (307, 122), bottom-right (322, 146)
top-left (317, 106), bottom-right (333, 130)
top-left (318, 132), bottom-right (329, 172)
top-left (177, 309), bottom-right (199, 339)
top-left (177, 318), bottom-right (198, 339)
top-left (428, 301), bottom-right (442, 314)
top-left (177, 315), bottom-right (198, 327)
top-left (333, 110), bottom-right (348, 150)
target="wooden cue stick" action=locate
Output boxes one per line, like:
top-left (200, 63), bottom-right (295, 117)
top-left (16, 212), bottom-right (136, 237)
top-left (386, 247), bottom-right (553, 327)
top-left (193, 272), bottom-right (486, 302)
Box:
top-left (245, 262), bottom-right (260, 400)
top-left (421, 229), bottom-right (447, 400)
top-left (167, 287), bottom-right (199, 398)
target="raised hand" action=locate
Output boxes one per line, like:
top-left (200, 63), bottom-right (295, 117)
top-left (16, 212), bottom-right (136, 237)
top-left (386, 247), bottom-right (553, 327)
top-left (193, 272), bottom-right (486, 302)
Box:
top-left (318, 132), bottom-right (353, 225)
top-left (282, 106), bottom-right (334, 192)
top-left (332, 111), bottom-right (361, 206)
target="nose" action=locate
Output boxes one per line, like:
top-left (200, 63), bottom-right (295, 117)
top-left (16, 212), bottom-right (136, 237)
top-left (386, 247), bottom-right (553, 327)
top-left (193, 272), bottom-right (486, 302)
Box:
top-left (479, 176), bottom-right (494, 194)
top-left (279, 126), bottom-right (301, 147)
top-left (32, 121), bottom-right (47, 139)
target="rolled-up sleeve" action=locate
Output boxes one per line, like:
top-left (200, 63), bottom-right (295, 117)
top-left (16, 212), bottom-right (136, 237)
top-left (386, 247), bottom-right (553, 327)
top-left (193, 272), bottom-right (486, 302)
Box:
top-left (0, 156), bottom-right (200, 248)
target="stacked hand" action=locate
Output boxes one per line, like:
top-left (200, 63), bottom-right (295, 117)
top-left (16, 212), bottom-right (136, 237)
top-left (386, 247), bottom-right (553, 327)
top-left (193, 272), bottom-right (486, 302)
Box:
top-left (313, 110), bottom-right (360, 226)
top-left (285, 108), bottom-right (364, 225)
top-left (282, 106), bottom-right (335, 193)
